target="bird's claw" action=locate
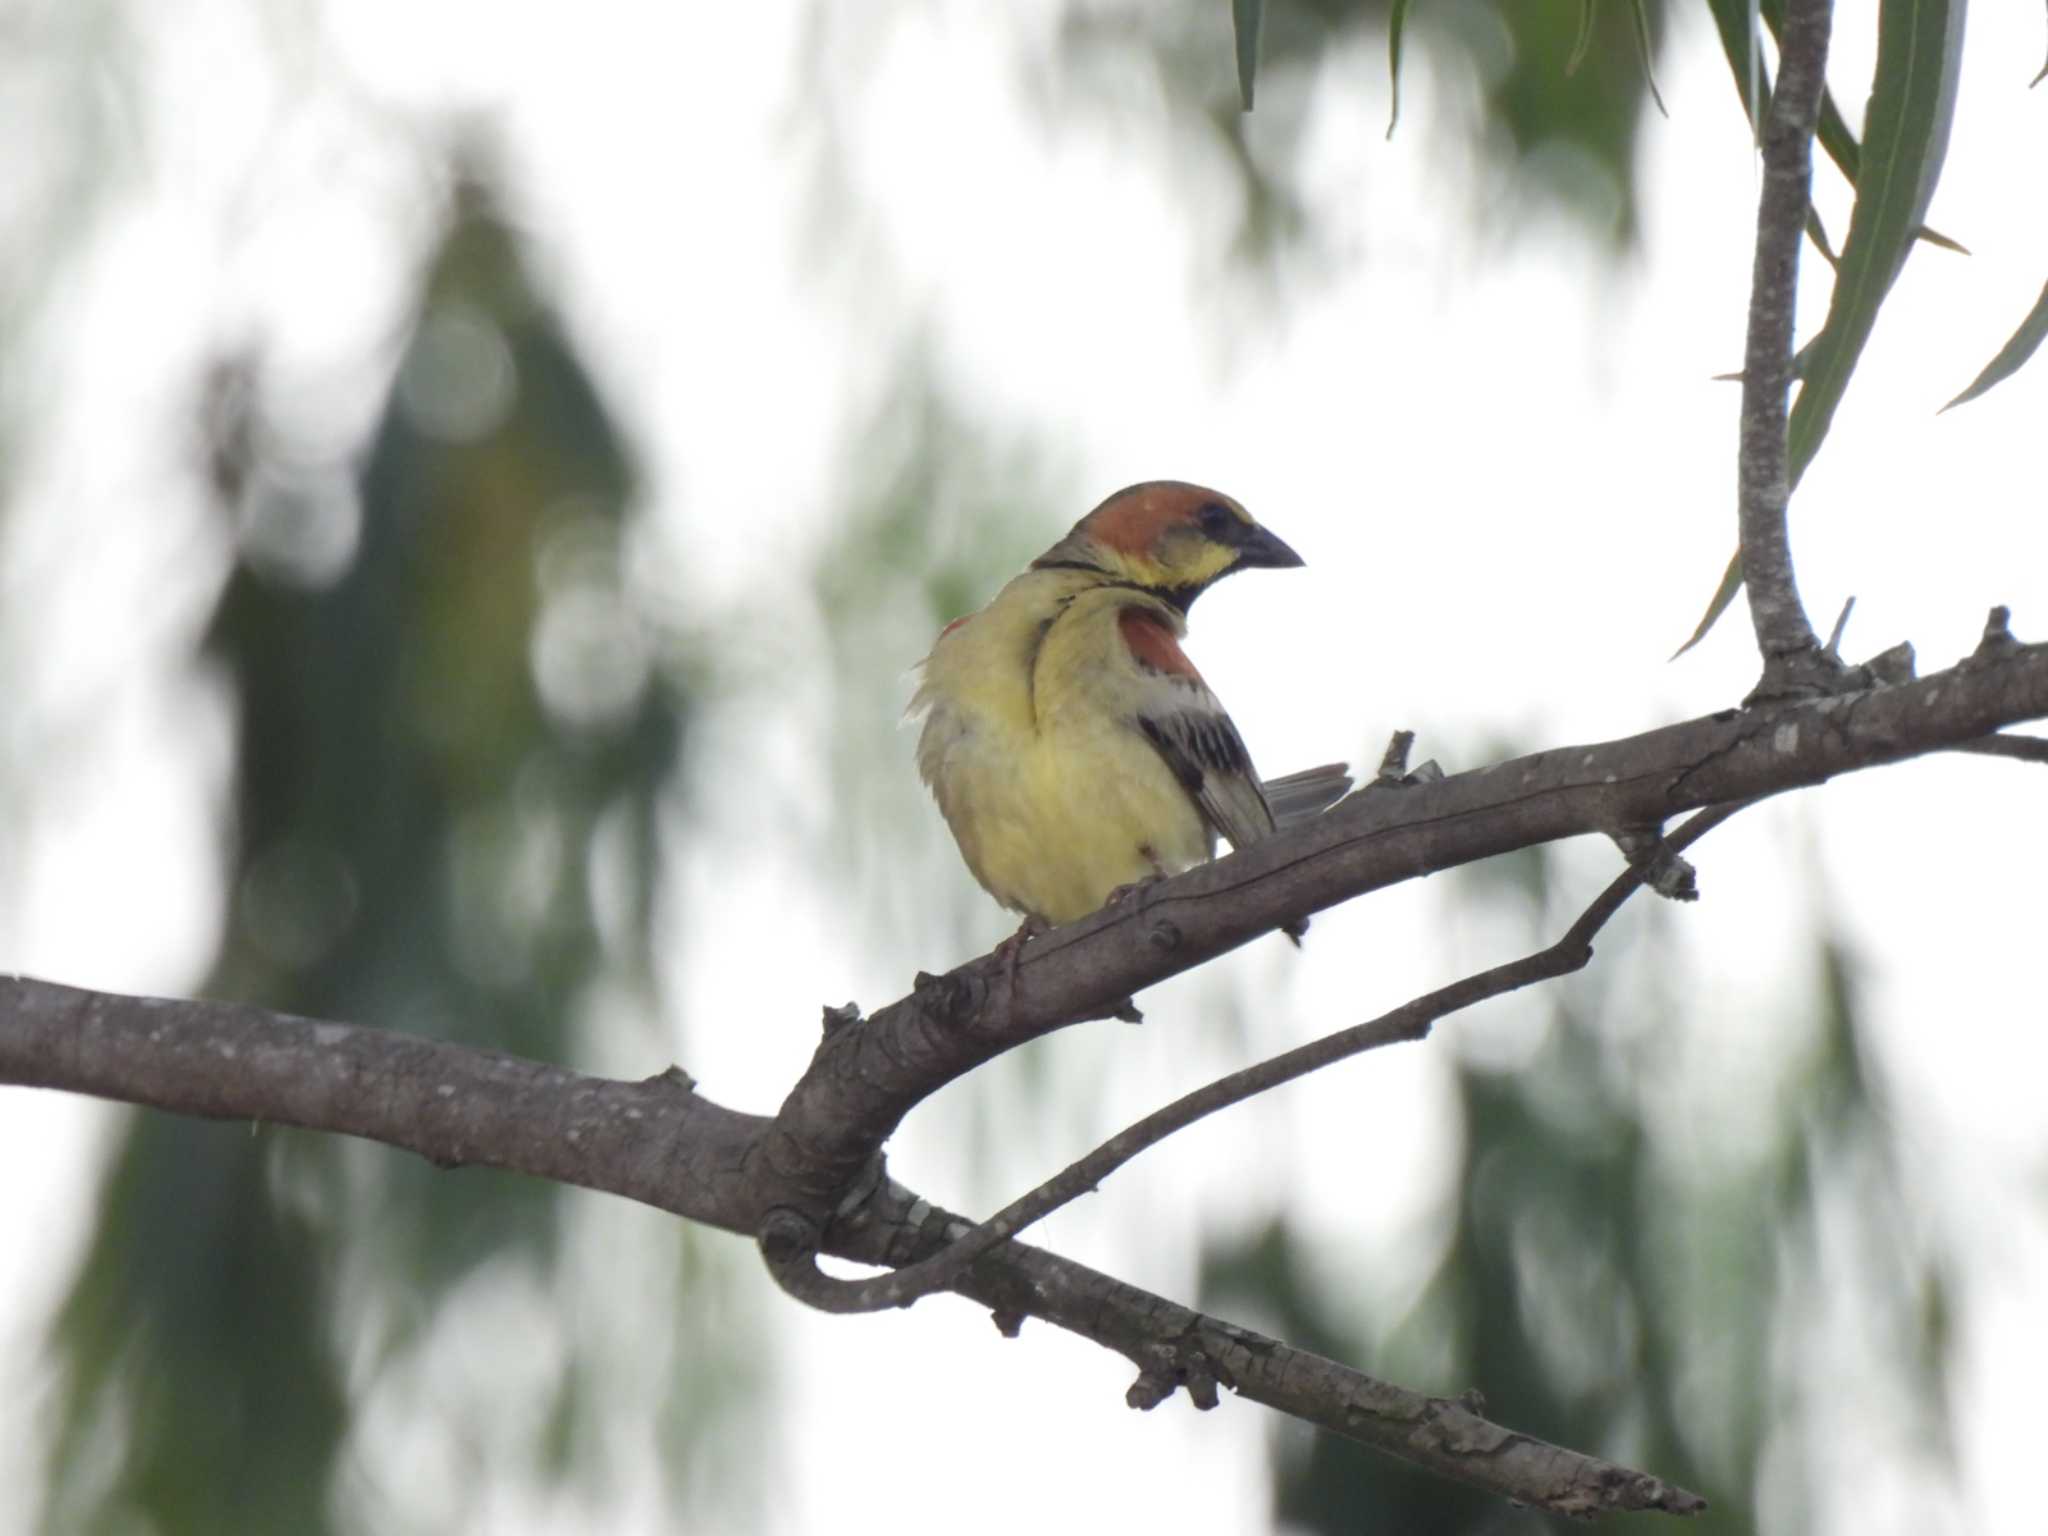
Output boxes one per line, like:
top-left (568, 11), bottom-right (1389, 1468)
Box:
top-left (1104, 874), bottom-right (1165, 914)
top-left (996, 914), bottom-right (1049, 1004)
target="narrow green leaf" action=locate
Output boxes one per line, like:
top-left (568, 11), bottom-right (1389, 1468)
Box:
top-left (1386, 0), bottom-right (1411, 139)
top-left (1630, 0), bottom-right (1670, 116)
top-left (1816, 82), bottom-right (1864, 182)
top-left (1805, 206), bottom-right (1840, 270)
top-left (1819, 102), bottom-right (1968, 255)
top-left (1942, 277), bottom-right (2048, 410)
top-left (1233, 0), bottom-right (1262, 111)
top-left (1747, 0), bottom-right (1765, 132)
top-left (1814, 50), bottom-right (1969, 254)
top-left (1568, 0), bottom-right (1600, 77)
top-left (1788, 0), bottom-right (1968, 486)
top-left (1674, 551), bottom-right (1745, 658)
top-left (1778, 3), bottom-right (1971, 255)
top-left (1704, 0), bottom-right (1767, 142)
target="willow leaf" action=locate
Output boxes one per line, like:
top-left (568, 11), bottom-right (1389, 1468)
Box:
top-left (1943, 278), bottom-right (2048, 411)
top-left (1768, 0), bottom-right (1969, 254)
top-left (1788, 0), bottom-right (1967, 486)
top-left (1704, 0), bottom-right (1765, 139)
top-left (1386, 0), bottom-right (1411, 138)
top-left (1569, 0), bottom-right (1599, 76)
top-left (1233, 0), bottom-right (1263, 110)
top-left (1630, 0), bottom-right (1669, 115)
top-left (1675, 551), bottom-right (1745, 659)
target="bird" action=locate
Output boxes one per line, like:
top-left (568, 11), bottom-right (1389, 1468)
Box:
top-left (911, 480), bottom-right (1350, 942)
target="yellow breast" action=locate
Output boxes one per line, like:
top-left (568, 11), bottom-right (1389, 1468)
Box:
top-left (913, 572), bottom-right (1211, 925)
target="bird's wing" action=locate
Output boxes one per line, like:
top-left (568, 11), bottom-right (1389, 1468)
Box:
top-left (1116, 607), bottom-right (1278, 852)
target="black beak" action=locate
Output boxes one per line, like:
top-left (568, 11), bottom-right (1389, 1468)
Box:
top-left (1234, 522), bottom-right (1304, 570)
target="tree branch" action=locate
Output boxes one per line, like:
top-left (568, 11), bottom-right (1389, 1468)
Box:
top-left (0, 977), bottom-right (762, 1227)
top-left (758, 628), bottom-right (2048, 1229)
top-left (761, 801), bottom-right (1750, 1315)
top-left (0, 971), bottom-right (1703, 1519)
top-left (1948, 733), bottom-right (2048, 766)
top-left (1739, 0), bottom-right (1837, 695)
top-left (7, 625), bottom-right (2045, 1518)
top-left (841, 1179), bottom-right (1706, 1518)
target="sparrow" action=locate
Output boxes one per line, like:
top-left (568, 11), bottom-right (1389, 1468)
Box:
top-left (912, 481), bottom-right (1350, 937)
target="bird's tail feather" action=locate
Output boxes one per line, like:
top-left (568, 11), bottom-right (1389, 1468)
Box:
top-left (1262, 762), bottom-right (1352, 827)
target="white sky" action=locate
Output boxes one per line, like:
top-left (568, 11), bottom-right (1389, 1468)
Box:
top-left (3, 1), bottom-right (2046, 1532)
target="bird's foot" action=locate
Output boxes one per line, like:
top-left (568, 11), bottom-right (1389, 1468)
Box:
top-left (1104, 874), bottom-right (1166, 916)
top-left (995, 914), bottom-right (1049, 1005)
top-left (1099, 879), bottom-right (1167, 1021)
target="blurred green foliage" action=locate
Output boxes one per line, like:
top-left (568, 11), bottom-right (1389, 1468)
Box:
top-left (810, 349), bottom-right (1068, 931)
top-left (43, 170), bottom-right (751, 1533)
top-left (1057, 0), bottom-right (1672, 266)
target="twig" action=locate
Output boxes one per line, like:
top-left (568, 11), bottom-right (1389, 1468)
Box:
top-left (854, 1185), bottom-right (1709, 1519)
top-left (760, 801), bottom-right (1750, 1316)
top-left (1374, 729), bottom-right (1416, 782)
top-left (1738, 0), bottom-right (1837, 696)
top-left (1824, 594), bottom-right (1856, 656)
top-left (1947, 734), bottom-right (2048, 765)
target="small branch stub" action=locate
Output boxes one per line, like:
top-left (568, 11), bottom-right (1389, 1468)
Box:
top-left (1374, 730), bottom-right (1416, 783)
top-left (1369, 729), bottom-right (1443, 790)
top-left (1824, 595), bottom-right (1857, 657)
top-left (1967, 604), bottom-right (2019, 665)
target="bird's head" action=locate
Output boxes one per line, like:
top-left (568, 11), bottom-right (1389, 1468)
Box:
top-left (1032, 482), bottom-right (1303, 610)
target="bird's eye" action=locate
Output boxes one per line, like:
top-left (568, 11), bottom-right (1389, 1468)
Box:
top-left (1197, 502), bottom-right (1239, 541)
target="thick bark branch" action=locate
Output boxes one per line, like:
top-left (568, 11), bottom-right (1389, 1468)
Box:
top-left (0, 978), bottom-right (760, 1227)
top-left (1949, 733), bottom-right (2048, 765)
top-left (0, 971), bottom-right (1702, 1519)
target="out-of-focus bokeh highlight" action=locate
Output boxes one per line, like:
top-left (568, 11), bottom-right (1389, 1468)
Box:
top-left (2, 3), bottom-right (2043, 1532)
